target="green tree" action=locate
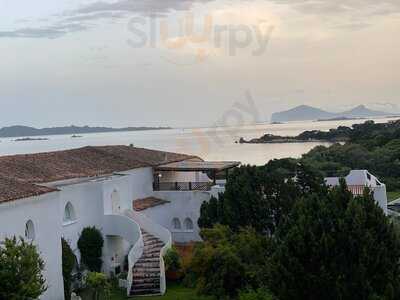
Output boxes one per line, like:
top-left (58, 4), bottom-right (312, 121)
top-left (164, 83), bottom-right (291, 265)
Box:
top-left (86, 272), bottom-right (111, 300)
top-left (62, 238), bottom-right (77, 300)
top-left (78, 227), bottom-right (104, 272)
top-left (0, 237), bottom-right (47, 300)
top-left (268, 182), bottom-right (400, 300)
top-left (190, 225), bottom-right (270, 299)
top-left (198, 161), bottom-right (325, 235)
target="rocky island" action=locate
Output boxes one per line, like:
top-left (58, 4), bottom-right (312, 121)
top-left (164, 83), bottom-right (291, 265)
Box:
top-left (239, 126), bottom-right (353, 144)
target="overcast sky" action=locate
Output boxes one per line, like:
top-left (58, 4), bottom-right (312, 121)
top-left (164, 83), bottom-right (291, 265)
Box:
top-left (1, 0), bottom-right (399, 128)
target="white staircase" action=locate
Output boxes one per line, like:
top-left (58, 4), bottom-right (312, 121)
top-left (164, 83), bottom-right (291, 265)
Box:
top-left (124, 210), bottom-right (172, 297)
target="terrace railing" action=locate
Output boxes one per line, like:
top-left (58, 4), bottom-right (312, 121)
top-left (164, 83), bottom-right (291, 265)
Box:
top-left (153, 181), bottom-right (213, 191)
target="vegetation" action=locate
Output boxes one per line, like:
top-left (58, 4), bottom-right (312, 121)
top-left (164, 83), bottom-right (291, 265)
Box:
top-left (240, 126), bottom-right (352, 144)
top-left (239, 289), bottom-right (274, 300)
top-left (62, 238), bottom-right (77, 300)
top-left (300, 120), bottom-right (400, 191)
top-left (78, 227), bottom-right (104, 272)
top-left (199, 160), bottom-right (326, 235)
top-left (164, 247), bottom-right (182, 272)
top-left (0, 237), bottom-right (47, 299)
top-left (190, 225), bottom-right (270, 299)
top-left (269, 183), bottom-right (400, 300)
top-left (241, 119), bottom-right (400, 191)
top-left (86, 272), bottom-right (111, 300)
top-left (79, 282), bottom-right (211, 300)
top-left (195, 155), bottom-right (400, 300)
top-left (388, 191), bottom-right (400, 202)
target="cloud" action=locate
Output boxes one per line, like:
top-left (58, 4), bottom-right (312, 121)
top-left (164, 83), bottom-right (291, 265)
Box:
top-left (70, 0), bottom-right (210, 17)
top-left (0, 23), bottom-right (88, 39)
top-left (63, 11), bottom-right (127, 22)
top-left (2, 0), bottom-right (399, 39)
top-left (281, 0), bottom-right (400, 16)
top-left (1, 0), bottom-right (210, 39)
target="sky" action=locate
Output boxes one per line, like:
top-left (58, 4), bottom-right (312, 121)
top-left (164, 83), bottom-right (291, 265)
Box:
top-left (1, 0), bottom-right (399, 128)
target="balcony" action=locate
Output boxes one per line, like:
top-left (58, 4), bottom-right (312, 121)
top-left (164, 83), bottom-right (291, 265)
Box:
top-left (153, 181), bottom-right (213, 191)
top-left (153, 160), bottom-right (240, 192)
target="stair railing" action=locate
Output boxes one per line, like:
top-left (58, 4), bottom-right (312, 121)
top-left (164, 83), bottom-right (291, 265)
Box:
top-left (124, 212), bottom-right (144, 296)
top-left (124, 209), bottom-right (172, 295)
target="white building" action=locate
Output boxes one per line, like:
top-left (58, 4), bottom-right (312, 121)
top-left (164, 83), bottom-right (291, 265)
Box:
top-left (325, 170), bottom-right (388, 214)
top-left (0, 146), bottom-right (239, 299)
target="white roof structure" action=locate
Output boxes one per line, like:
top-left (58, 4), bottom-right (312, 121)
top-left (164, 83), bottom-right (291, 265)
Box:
top-left (325, 170), bottom-right (383, 188)
top-left (325, 170), bottom-right (387, 215)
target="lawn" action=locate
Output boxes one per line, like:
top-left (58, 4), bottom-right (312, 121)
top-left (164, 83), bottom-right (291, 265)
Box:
top-left (388, 191), bottom-right (400, 203)
top-left (79, 282), bottom-right (212, 300)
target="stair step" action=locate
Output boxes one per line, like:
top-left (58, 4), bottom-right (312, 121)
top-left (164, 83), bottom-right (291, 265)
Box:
top-left (144, 241), bottom-right (164, 248)
top-left (144, 242), bottom-right (164, 247)
top-left (132, 283), bottom-right (160, 289)
top-left (143, 245), bottom-right (162, 252)
top-left (144, 237), bottom-right (163, 242)
top-left (134, 262), bottom-right (160, 268)
top-left (143, 246), bottom-right (164, 252)
top-left (133, 268), bottom-right (161, 274)
top-left (133, 274), bottom-right (160, 280)
top-left (133, 278), bottom-right (161, 284)
top-left (130, 230), bottom-right (164, 297)
top-left (137, 257), bottom-right (160, 263)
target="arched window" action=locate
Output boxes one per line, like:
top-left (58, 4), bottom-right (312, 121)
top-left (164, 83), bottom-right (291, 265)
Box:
top-left (64, 202), bottom-right (77, 223)
top-left (111, 190), bottom-right (121, 214)
top-left (172, 218), bottom-right (181, 230)
top-left (25, 220), bottom-right (35, 241)
top-left (184, 218), bottom-right (194, 231)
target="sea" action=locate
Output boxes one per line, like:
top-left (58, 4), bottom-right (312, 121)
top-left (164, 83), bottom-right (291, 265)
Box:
top-left (0, 117), bottom-right (397, 166)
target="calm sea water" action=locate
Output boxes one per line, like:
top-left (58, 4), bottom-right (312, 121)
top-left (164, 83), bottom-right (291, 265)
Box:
top-left (0, 118), bottom-right (397, 165)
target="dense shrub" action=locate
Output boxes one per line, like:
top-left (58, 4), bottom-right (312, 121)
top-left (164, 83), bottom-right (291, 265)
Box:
top-left (62, 238), bottom-right (77, 300)
top-left (164, 246), bottom-right (182, 272)
top-left (0, 237), bottom-right (47, 299)
top-left (86, 272), bottom-right (111, 300)
top-left (268, 182), bottom-right (400, 300)
top-left (190, 225), bottom-right (270, 299)
top-left (77, 227), bottom-right (104, 272)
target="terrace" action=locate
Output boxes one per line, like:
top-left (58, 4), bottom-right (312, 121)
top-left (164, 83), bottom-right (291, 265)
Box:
top-left (153, 160), bottom-right (240, 191)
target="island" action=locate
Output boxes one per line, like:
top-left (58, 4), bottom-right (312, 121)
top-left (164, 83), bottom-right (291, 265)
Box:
top-left (239, 126), bottom-right (353, 144)
top-left (271, 104), bottom-right (395, 123)
top-left (0, 125), bottom-right (172, 138)
top-left (15, 137), bottom-right (49, 142)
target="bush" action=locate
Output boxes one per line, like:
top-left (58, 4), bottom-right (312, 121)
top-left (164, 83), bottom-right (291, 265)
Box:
top-left (239, 288), bottom-right (274, 300)
top-left (77, 227), bottom-right (104, 272)
top-left (164, 247), bottom-right (182, 272)
top-left (62, 238), bottom-right (77, 300)
top-left (192, 242), bottom-right (245, 299)
top-left (0, 237), bottom-right (47, 299)
top-left (86, 272), bottom-right (111, 300)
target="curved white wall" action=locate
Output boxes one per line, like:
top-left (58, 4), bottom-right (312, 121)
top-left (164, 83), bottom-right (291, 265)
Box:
top-left (0, 192), bottom-right (64, 300)
top-left (144, 191), bottom-right (211, 243)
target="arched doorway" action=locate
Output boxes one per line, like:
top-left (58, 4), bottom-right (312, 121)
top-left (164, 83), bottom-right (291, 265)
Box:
top-left (111, 190), bottom-right (121, 214)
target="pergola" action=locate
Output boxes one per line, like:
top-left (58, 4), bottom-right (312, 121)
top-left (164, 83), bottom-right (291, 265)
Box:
top-left (155, 160), bottom-right (241, 185)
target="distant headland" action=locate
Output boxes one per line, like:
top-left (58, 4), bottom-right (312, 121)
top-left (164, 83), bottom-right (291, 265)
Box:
top-left (271, 104), bottom-right (397, 123)
top-left (0, 125), bottom-right (172, 138)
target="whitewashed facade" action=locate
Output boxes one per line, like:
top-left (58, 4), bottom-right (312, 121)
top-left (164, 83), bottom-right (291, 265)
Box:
top-left (0, 145), bottom-right (388, 299)
top-left (0, 148), bottom-right (231, 300)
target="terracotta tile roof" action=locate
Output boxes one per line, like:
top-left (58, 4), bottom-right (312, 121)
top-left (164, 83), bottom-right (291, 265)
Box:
top-left (0, 176), bottom-right (57, 204)
top-left (133, 197), bottom-right (170, 211)
top-left (0, 146), bottom-right (194, 204)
